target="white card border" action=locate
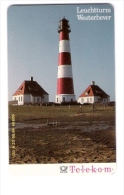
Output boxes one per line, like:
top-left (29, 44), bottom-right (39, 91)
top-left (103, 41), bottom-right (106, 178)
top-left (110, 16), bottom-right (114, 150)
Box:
top-left (0, 0), bottom-right (124, 194)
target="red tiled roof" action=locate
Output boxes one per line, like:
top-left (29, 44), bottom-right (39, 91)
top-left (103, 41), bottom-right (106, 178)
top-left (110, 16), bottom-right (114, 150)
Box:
top-left (13, 80), bottom-right (49, 97)
top-left (79, 84), bottom-right (109, 98)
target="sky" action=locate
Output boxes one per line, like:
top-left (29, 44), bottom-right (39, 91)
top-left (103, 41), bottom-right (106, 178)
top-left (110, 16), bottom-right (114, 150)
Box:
top-left (7, 3), bottom-right (115, 102)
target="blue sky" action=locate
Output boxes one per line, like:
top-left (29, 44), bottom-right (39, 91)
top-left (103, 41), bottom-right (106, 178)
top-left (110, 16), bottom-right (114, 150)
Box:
top-left (7, 3), bottom-right (115, 102)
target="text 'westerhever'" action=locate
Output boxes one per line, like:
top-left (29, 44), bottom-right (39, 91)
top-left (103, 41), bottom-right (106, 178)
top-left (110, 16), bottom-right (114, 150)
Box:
top-left (77, 7), bottom-right (112, 20)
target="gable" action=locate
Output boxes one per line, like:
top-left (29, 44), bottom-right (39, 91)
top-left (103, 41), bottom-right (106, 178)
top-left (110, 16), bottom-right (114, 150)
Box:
top-left (13, 80), bottom-right (49, 97)
top-left (79, 84), bottom-right (109, 98)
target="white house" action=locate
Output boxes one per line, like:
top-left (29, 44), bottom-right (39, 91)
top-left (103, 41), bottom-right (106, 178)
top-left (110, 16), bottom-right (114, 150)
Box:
top-left (77, 81), bottom-right (110, 104)
top-left (12, 77), bottom-right (49, 105)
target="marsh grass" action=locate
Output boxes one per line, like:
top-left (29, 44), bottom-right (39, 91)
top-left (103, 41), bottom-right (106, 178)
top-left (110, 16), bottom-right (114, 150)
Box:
top-left (9, 104), bottom-right (115, 123)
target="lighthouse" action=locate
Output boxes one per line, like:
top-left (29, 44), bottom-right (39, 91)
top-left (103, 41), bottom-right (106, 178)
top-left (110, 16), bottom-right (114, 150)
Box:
top-left (55, 17), bottom-right (76, 103)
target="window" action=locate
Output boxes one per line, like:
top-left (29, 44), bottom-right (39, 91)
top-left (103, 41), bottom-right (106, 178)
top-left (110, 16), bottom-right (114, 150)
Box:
top-left (28, 87), bottom-right (39, 92)
top-left (21, 96), bottom-right (22, 102)
top-left (90, 98), bottom-right (92, 102)
top-left (71, 99), bottom-right (73, 102)
top-left (88, 90), bottom-right (90, 94)
top-left (57, 98), bottom-right (58, 102)
top-left (87, 98), bottom-right (89, 102)
top-left (63, 97), bottom-right (65, 102)
top-left (20, 86), bottom-right (23, 91)
top-left (81, 98), bottom-right (84, 103)
top-left (37, 98), bottom-right (40, 102)
top-left (14, 97), bottom-right (16, 100)
top-left (34, 97), bottom-right (35, 102)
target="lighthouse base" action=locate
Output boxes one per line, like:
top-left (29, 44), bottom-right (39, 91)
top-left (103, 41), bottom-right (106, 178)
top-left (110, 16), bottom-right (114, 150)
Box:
top-left (55, 94), bottom-right (76, 104)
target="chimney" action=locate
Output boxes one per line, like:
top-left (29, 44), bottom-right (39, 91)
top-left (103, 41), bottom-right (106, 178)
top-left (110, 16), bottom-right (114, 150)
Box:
top-left (91, 81), bottom-right (95, 85)
top-left (31, 77), bottom-right (33, 81)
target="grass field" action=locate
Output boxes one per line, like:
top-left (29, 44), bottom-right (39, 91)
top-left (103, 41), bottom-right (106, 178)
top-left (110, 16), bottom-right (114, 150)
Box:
top-left (9, 104), bottom-right (115, 122)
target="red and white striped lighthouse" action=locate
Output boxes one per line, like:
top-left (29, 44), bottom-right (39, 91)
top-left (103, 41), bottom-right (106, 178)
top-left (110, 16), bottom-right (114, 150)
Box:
top-left (55, 17), bottom-right (76, 103)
